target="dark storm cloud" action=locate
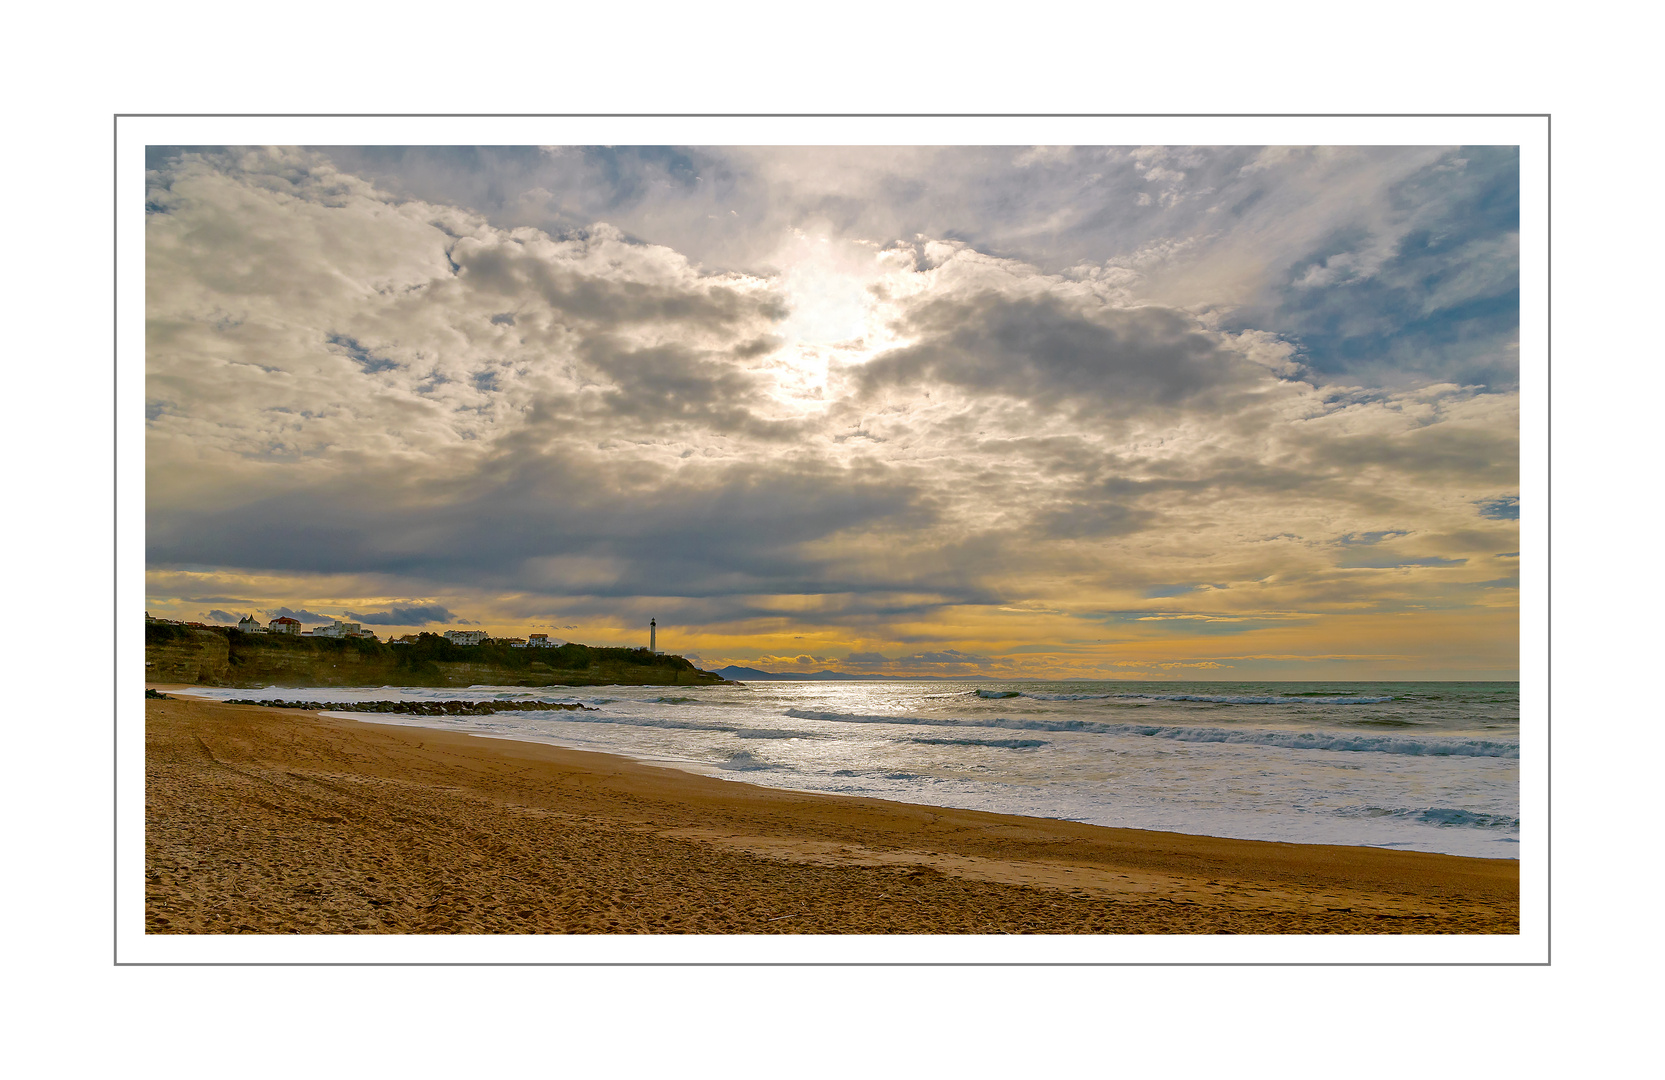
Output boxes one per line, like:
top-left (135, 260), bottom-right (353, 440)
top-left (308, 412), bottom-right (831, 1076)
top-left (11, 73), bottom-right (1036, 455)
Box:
top-left (266, 607), bottom-right (336, 623)
top-left (538, 589), bottom-right (1006, 633)
top-left (344, 603), bottom-right (461, 625)
top-left (146, 456), bottom-right (944, 603)
top-left (860, 293), bottom-right (1251, 415)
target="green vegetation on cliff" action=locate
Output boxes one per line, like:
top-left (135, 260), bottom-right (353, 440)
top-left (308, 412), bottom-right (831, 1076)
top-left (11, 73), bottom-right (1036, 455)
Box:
top-left (145, 624), bottom-right (724, 689)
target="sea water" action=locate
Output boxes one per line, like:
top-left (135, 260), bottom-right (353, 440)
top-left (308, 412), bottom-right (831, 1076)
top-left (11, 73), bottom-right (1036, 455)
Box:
top-left (179, 680), bottom-right (1521, 859)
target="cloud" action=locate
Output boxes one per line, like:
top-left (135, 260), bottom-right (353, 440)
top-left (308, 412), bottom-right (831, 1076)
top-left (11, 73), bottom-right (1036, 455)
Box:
top-left (1336, 555), bottom-right (1468, 570)
top-left (842, 649), bottom-right (992, 669)
top-left (309, 144), bottom-right (1517, 392)
top-left (343, 603), bottom-right (464, 626)
top-left (860, 292), bottom-right (1253, 417)
top-left (906, 650), bottom-right (993, 666)
top-left (1223, 147), bottom-right (1520, 389)
top-left (752, 653), bottom-right (828, 668)
top-left (1337, 530), bottom-right (1411, 546)
top-left (265, 606), bottom-right (336, 624)
top-left (205, 609), bottom-right (241, 623)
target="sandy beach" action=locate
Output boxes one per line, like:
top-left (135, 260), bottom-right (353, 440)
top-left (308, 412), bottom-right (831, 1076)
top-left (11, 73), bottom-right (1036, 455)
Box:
top-left (145, 690), bottom-right (1519, 935)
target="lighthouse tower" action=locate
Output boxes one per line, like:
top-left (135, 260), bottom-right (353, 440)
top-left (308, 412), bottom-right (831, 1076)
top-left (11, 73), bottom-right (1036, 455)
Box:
top-left (650, 618), bottom-right (657, 654)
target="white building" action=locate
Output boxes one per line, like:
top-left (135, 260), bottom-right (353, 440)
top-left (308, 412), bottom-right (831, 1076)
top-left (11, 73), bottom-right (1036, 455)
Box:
top-left (444, 629), bottom-right (488, 646)
top-left (305, 620), bottom-right (376, 640)
top-left (236, 615), bottom-right (264, 633)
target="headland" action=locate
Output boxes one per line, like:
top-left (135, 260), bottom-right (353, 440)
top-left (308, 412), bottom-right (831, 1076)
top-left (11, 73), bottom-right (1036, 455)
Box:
top-left (145, 622), bottom-right (723, 688)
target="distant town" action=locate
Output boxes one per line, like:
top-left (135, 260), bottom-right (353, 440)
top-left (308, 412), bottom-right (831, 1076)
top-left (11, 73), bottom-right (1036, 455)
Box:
top-left (144, 612), bottom-right (564, 649)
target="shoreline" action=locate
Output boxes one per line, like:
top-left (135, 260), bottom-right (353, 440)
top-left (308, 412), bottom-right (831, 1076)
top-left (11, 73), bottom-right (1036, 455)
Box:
top-left (340, 714), bottom-right (1522, 862)
top-left (160, 682), bottom-right (1519, 862)
top-left (144, 689), bottom-right (1520, 934)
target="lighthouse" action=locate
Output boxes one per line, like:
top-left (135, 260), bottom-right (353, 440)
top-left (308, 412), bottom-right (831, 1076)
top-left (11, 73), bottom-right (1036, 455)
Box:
top-left (650, 618), bottom-right (657, 654)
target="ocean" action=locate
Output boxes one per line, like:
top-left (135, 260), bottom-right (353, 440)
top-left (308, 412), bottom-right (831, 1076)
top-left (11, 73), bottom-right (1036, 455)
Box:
top-left (179, 680), bottom-right (1521, 859)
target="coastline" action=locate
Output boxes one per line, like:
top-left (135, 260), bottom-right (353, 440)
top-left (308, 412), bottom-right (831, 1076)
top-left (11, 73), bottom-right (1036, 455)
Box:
top-left (145, 689), bottom-right (1520, 934)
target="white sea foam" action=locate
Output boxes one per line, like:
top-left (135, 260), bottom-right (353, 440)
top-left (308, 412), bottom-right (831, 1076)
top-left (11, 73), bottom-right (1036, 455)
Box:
top-left (1110, 692), bottom-right (1396, 705)
top-left (980, 688), bottom-right (1393, 704)
top-left (717, 750), bottom-right (782, 772)
top-left (781, 708), bottom-right (1515, 757)
top-left (909, 737), bottom-right (1049, 749)
top-left (1331, 805), bottom-right (1520, 829)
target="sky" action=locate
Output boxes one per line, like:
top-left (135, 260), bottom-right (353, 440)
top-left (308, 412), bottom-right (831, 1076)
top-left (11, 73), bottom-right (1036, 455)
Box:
top-left (144, 144), bottom-right (1520, 680)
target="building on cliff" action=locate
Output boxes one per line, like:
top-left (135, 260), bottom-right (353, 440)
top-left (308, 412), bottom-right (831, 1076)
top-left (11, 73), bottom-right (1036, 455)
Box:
top-left (268, 617), bottom-right (301, 635)
top-left (444, 629), bottom-right (488, 646)
top-left (313, 620), bottom-right (374, 640)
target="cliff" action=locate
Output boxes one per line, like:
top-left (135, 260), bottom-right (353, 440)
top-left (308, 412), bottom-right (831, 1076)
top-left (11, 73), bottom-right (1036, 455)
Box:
top-left (144, 624), bottom-right (725, 689)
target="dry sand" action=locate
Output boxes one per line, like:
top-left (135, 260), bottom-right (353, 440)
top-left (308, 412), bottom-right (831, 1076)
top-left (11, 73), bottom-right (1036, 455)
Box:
top-left (145, 690), bottom-right (1519, 935)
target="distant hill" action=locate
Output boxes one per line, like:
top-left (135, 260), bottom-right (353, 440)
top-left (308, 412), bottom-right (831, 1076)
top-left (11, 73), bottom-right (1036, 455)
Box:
top-left (710, 665), bottom-right (997, 682)
top-left (146, 623), bottom-right (725, 689)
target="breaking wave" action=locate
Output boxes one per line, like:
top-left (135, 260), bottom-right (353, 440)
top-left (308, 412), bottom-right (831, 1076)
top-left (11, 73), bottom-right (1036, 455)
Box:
top-left (783, 709), bottom-right (1516, 757)
top-left (909, 737), bottom-right (1048, 749)
top-left (831, 769), bottom-right (924, 781)
top-left (1332, 806), bottom-right (1520, 829)
top-left (718, 750), bottom-right (783, 772)
top-left (976, 689), bottom-right (1115, 701)
top-left (1111, 692), bottom-right (1394, 705)
top-left (974, 689), bottom-right (1393, 705)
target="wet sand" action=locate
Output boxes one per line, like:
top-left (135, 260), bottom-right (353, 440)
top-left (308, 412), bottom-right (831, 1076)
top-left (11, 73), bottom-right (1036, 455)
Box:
top-left (145, 691), bottom-right (1519, 935)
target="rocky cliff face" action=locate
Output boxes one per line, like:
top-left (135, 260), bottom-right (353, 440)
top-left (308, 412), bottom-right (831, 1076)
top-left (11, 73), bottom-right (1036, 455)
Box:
top-left (146, 630), bottom-right (233, 684)
top-left (144, 625), bottom-right (724, 689)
